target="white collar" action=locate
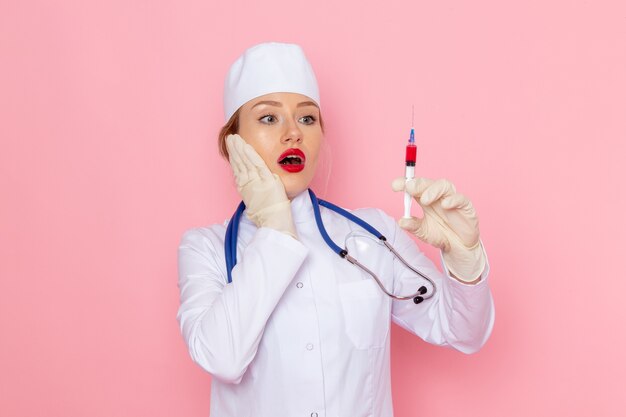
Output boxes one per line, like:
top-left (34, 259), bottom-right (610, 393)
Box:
top-left (289, 189), bottom-right (315, 224)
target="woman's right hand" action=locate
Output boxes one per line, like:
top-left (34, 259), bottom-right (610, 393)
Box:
top-left (226, 134), bottom-right (298, 240)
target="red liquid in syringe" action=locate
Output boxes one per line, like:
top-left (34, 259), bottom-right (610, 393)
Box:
top-left (406, 128), bottom-right (416, 166)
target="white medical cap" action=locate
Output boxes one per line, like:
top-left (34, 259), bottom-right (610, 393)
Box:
top-left (223, 42), bottom-right (321, 123)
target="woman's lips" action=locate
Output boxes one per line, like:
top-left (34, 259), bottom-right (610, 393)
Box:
top-left (277, 148), bottom-right (306, 173)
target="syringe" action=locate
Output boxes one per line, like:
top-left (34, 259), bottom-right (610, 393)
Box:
top-left (403, 107), bottom-right (417, 218)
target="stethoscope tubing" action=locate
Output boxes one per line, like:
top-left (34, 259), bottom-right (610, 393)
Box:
top-left (225, 189), bottom-right (437, 304)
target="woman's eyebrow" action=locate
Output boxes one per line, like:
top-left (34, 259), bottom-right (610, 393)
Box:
top-left (297, 101), bottom-right (319, 108)
top-left (251, 100), bottom-right (319, 109)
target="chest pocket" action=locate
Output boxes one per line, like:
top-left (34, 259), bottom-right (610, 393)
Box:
top-left (337, 278), bottom-right (390, 350)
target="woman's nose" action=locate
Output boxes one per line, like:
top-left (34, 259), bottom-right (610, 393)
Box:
top-left (280, 119), bottom-right (303, 144)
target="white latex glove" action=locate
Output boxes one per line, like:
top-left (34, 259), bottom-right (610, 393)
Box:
top-left (391, 176), bottom-right (486, 282)
top-left (226, 134), bottom-right (298, 240)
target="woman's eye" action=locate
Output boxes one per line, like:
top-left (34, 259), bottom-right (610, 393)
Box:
top-left (300, 115), bottom-right (317, 125)
top-left (259, 114), bottom-right (317, 125)
top-left (259, 114), bottom-right (277, 124)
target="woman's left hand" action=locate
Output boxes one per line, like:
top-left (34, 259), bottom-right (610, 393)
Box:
top-left (391, 177), bottom-right (486, 283)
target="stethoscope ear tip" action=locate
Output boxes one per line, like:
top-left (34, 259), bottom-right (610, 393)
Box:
top-left (413, 296), bottom-right (424, 304)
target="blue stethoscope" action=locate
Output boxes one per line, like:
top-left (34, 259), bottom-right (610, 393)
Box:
top-left (225, 189), bottom-right (437, 304)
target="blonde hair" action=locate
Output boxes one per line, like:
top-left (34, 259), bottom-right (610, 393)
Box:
top-left (217, 108), bottom-right (326, 160)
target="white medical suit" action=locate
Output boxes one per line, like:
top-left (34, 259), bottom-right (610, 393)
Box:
top-left (177, 189), bottom-right (495, 416)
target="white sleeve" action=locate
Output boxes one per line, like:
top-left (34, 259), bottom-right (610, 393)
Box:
top-left (378, 210), bottom-right (495, 354)
top-left (176, 227), bottom-right (309, 384)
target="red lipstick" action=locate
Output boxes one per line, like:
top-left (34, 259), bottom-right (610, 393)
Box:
top-left (277, 148), bottom-right (306, 173)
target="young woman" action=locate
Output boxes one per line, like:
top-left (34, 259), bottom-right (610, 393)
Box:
top-left (177, 42), bottom-right (495, 416)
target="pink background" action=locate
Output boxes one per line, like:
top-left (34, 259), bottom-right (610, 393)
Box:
top-left (1, 0), bottom-right (624, 416)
